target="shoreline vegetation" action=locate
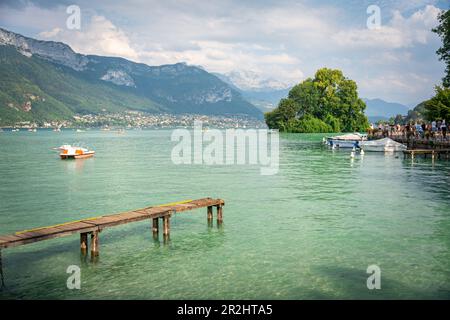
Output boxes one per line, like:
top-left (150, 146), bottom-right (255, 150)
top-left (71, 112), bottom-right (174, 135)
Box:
top-left (264, 68), bottom-right (369, 134)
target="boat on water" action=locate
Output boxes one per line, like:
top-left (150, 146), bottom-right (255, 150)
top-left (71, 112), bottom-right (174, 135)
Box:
top-left (58, 145), bottom-right (95, 159)
top-left (326, 133), bottom-right (367, 148)
top-left (53, 127), bottom-right (61, 132)
top-left (28, 128), bottom-right (37, 132)
top-left (359, 138), bottom-right (407, 152)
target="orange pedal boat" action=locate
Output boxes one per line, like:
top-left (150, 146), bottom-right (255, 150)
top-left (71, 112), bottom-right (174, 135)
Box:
top-left (58, 145), bottom-right (95, 159)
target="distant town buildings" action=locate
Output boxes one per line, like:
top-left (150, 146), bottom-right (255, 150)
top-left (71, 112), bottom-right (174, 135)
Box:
top-left (4, 112), bottom-right (266, 129)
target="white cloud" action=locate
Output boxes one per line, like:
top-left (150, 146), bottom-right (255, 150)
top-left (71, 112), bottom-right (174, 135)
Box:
top-left (39, 15), bottom-right (139, 60)
top-left (359, 71), bottom-right (434, 105)
top-left (332, 5), bottom-right (441, 48)
top-left (38, 27), bottom-right (62, 38)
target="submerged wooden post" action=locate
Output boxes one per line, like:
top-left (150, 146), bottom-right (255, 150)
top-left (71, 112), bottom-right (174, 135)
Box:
top-left (163, 216), bottom-right (170, 236)
top-left (152, 218), bottom-right (159, 236)
top-left (91, 231), bottom-right (99, 257)
top-left (80, 233), bottom-right (88, 255)
top-left (216, 205), bottom-right (223, 223)
top-left (207, 206), bottom-right (213, 221)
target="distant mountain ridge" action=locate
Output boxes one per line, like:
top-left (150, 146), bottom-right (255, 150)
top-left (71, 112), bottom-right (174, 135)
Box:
top-left (214, 72), bottom-right (291, 112)
top-left (0, 27), bottom-right (262, 125)
top-left (363, 98), bottom-right (411, 118)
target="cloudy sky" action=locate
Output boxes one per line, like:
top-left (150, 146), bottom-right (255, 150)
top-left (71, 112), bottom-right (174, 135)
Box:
top-left (0, 0), bottom-right (449, 106)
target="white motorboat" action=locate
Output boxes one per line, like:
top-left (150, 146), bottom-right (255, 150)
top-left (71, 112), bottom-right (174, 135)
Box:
top-left (359, 138), bottom-right (407, 152)
top-left (326, 133), bottom-right (367, 148)
top-left (57, 145), bottom-right (95, 159)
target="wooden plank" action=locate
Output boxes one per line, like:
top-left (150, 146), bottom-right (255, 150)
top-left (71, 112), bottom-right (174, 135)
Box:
top-left (54, 222), bottom-right (98, 233)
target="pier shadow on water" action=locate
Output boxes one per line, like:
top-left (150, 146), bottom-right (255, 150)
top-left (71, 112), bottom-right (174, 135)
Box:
top-left (0, 219), bottom-right (227, 299)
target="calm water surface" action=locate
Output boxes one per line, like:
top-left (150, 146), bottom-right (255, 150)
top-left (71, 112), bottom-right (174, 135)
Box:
top-left (0, 129), bottom-right (449, 299)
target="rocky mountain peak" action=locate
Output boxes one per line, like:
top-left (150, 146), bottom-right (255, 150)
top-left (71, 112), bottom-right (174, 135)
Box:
top-left (0, 27), bottom-right (89, 71)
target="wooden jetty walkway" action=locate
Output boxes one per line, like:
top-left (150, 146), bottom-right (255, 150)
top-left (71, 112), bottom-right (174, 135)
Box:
top-left (390, 136), bottom-right (450, 149)
top-left (0, 198), bottom-right (224, 257)
top-left (403, 149), bottom-right (450, 160)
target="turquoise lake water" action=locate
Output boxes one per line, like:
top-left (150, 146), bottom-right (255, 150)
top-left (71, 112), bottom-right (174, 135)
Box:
top-left (0, 129), bottom-right (449, 299)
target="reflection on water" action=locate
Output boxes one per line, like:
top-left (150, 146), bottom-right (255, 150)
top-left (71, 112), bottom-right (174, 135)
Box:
top-left (62, 157), bottom-right (90, 173)
top-left (0, 130), bottom-right (449, 299)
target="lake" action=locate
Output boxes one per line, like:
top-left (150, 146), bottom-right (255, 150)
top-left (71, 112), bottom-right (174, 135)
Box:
top-left (0, 129), bottom-right (449, 299)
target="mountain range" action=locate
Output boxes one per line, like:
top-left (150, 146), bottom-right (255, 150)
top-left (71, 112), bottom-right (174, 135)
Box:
top-left (362, 98), bottom-right (411, 122)
top-left (0, 27), bottom-right (262, 125)
top-left (0, 27), bottom-right (412, 126)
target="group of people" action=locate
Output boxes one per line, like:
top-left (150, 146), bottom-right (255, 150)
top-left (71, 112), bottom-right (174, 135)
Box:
top-left (368, 120), bottom-right (448, 140)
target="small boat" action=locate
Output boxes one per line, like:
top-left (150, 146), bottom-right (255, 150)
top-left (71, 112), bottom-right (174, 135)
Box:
top-left (53, 127), bottom-right (61, 132)
top-left (326, 133), bottom-right (367, 148)
top-left (11, 128), bottom-right (20, 132)
top-left (359, 138), bottom-right (407, 152)
top-left (58, 145), bottom-right (95, 159)
top-left (76, 129), bottom-right (85, 133)
top-left (28, 128), bottom-right (37, 132)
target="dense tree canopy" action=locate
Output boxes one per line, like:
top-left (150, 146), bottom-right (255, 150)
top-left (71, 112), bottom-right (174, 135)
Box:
top-left (433, 9), bottom-right (450, 88)
top-left (265, 68), bottom-right (369, 133)
top-left (424, 86), bottom-right (450, 121)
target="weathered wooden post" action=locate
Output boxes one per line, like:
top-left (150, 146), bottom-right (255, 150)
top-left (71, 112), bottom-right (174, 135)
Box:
top-left (163, 215), bottom-right (170, 237)
top-left (80, 233), bottom-right (88, 255)
top-left (91, 231), bottom-right (99, 257)
top-left (216, 205), bottom-right (223, 223)
top-left (152, 218), bottom-right (159, 237)
top-left (207, 206), bottom-right (213, 221)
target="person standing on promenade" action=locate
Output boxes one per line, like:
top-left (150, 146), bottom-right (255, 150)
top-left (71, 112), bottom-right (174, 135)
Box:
top-left (441, 120), bottom-right (447, 140)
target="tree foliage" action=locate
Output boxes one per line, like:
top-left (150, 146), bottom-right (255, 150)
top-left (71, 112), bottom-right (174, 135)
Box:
top-left (265, 68), bottom-right (369, 133)
top-left (424, 86), bottom-right (450, 121)
top-left (432, 9), bottom-right (450, 88)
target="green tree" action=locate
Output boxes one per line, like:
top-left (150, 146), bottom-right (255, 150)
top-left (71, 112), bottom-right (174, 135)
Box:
top-left (433, 9), bottom-right (450, 87)
top-left (424, 86), bottom-right (450, 121)
top-left (393, 114), bottom-right (405, 125)
top-left (265, 68), bottom-right (368, 133)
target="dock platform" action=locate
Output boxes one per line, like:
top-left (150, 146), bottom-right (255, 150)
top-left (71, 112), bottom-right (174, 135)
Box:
top-left (0, 198), bottom-right (224, 256)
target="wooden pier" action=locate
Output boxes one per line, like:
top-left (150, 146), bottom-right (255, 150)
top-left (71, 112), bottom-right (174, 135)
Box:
top-left (403, 149), bottom-right (450, 160)
top-left (0, 198), bottom-right (224, 257)
top-left (390, 136), bottom-right (450, 149)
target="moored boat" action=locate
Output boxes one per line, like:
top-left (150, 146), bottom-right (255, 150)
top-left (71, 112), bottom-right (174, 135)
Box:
top-left (359, 138), bottom-right (407, 152)
top-left (58, 145), bottom-right (95, 159)
top-left (326, 133), bottom-right (367, 148)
